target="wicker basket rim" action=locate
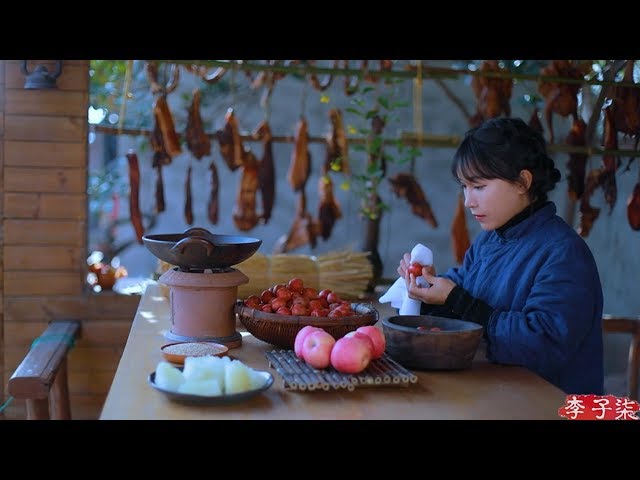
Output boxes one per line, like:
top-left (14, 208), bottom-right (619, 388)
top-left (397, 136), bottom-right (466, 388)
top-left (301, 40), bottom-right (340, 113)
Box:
top-left (234, 300), bottom-right (378, 327)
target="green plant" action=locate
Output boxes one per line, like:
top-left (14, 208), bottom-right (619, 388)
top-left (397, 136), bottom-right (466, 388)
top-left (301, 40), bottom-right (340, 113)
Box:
top-left (345, 81), bottom-right (421, 220)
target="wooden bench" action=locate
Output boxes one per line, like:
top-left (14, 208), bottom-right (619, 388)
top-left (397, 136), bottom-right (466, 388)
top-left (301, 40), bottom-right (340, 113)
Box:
top-left (603, 314), bottom-right (640, 401)
top-left (8, 320), bottom-right (82, 420)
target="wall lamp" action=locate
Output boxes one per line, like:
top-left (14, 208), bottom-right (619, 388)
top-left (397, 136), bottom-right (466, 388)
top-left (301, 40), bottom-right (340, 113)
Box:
top-left (21, 60), bottom-right (63, 89)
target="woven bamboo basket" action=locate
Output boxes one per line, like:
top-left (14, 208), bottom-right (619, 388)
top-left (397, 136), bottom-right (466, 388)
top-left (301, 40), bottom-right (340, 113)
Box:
top-left (235, 301), bottom-right (379, 349)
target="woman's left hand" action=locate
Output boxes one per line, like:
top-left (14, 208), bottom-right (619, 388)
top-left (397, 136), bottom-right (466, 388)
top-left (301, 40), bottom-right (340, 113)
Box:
top-left (406, 269), bottom-right (456, 305)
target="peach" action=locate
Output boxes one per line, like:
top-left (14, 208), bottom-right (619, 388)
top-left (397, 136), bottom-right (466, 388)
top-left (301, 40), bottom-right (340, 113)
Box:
top-left (301, 330), bottom-right (336, 369)
top-left (330, 335), bottom-right (371, 374)
top-left (356, 326), bottom-right (386, 359)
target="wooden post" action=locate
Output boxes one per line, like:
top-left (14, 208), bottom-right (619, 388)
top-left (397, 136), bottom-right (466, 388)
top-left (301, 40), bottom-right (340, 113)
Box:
top-left (602, 315), bottom-right (640, 400)
top-left (26, 399), bottom-right (50, 421)
top-left (629, 335), bottom-right (639, 401)
top-left (50, 357), bottom-right (71, 420)
top-left (363, 216), bottom-right (383, 291)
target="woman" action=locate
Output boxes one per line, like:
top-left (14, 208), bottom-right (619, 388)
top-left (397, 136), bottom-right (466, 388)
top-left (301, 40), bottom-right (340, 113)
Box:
top-left (399, 117), bottom-right (604, 395)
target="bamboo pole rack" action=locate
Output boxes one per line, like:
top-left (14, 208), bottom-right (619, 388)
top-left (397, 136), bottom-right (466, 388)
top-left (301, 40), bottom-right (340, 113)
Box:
top-left (93, 124), bottom-right (640, 158)
top-left (154, 59), bottom-right (640, 90)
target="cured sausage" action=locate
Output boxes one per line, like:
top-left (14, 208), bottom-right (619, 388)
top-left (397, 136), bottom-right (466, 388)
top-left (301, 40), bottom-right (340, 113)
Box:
top-left (207, 161), bottom-right (219, 225)
top-left (184, 165), bottom-right (193, 225)
top-left (451, 193), bottom-right (470, 264)
top-left (154, 165), bottom-right (165, 214)
top-left (125, 150), bottom-right (144, 244)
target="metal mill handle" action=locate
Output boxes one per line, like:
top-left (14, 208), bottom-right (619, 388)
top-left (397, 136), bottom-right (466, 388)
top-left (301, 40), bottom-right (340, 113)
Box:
top-left (170, 236), bottom-right (215, 255)
top-left (182, 227), bottom-right (215, 240)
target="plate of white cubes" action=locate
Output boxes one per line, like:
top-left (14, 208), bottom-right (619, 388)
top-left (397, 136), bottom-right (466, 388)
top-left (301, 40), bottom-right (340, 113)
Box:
top-left (149, 355), bottom-right (273, 405)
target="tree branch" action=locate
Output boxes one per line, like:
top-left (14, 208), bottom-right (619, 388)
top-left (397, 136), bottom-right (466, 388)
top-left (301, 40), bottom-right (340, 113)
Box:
top-left (585, 60), bottom-right (627, 144)
top-left (433, 78), bottom-right (472, 121)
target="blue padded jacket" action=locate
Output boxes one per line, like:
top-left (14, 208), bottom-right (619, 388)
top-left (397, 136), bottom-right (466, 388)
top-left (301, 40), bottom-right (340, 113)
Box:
top-left (442, 202), bottom-right (604, 395)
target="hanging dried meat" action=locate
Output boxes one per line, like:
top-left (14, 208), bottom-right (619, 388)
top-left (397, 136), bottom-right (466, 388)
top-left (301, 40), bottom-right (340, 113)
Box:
top-left (528, 108), bottom-right (545, 136)
top-left (317, 174), bottom-right (342, 240)
top-left (325, 108), bottom-right (350, 175)
top-left (147, 62), bottom-right (182, 158)
top-left (608, 60), bottom-right (640, 139)
top-left (601, 106), bottom-right (620, 212)
top-left (287, 117), bottom-right (311, 191)
top-left (627, 181), bottom-right (640, 231)
top-left (253, 120), bottom-right (276, 224)
top-left (451, 193), bottom-right (470, 264)
top-left (577, 169), bottom-right (602, 237)
top-left (273, 191), bottom-right (318, 253)
top-left (537, 60), bottom-right (590, 144)
top-left (232, 151), bottom-right (261, 231)
top-left (153, 96), bottom-right (182, 158)
top-left (388, 172), bottom-right (438, 228)
top-left (154, 164), bottom-right (166, 214)
top-left (565, 118), bottom-right (588, 201)
top-left (469, 60), bottom-right (513, 128)
top-left (185, 88), bottom-right (211, 160)
top-left (150, 118), bottom-right (169, 213)
top-left (606, 60), bottom-right (640, 168)
top-left (309, 60), bottom-right (337, 91)
top-left (126, 150), bottom-right (144, 244)
top-left (207, 161), bottom-right (219, 225)
top-left (184, 164), bottom-right (193, 225)
top-left (215, 108), bottom-right (244, 171)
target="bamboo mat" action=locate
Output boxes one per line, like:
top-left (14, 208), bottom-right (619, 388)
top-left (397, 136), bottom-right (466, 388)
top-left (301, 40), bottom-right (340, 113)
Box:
top-left (265, 350), bottom-right (418, 392)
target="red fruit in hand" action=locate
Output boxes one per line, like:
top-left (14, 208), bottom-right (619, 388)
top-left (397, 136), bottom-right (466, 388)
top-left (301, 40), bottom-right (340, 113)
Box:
top-left (408, 262), bottom-right (423, 277)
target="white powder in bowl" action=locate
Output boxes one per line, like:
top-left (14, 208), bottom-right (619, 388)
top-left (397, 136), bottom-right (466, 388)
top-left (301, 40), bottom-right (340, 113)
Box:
top-left (163, 342), bottom-right (226, 357)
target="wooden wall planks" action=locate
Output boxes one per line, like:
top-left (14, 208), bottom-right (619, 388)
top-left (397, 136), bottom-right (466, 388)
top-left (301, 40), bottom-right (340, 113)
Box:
top-left (0, 60), bottom-right (138, 420)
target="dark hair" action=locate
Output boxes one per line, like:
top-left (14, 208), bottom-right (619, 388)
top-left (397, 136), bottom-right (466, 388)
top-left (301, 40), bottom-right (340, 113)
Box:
top-left (451, 117), bottom-right (561, 202)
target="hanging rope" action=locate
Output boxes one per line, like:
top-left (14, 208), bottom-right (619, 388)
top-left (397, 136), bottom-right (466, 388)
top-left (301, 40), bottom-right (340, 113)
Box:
top-left (412, 60), bottom-right (423, 175)
top-left (117, 60), bottom-right (133, 135)
top-left (262, 80), bottom-right (273, 122)
top-left (231, 67), bottom-right (237, 108)
top-left (300, 72), bottom-right (308, 118)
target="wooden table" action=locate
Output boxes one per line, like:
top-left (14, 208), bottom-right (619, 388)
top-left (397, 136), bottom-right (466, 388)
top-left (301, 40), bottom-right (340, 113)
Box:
top-left (100, 283), bottom-right (568, 420)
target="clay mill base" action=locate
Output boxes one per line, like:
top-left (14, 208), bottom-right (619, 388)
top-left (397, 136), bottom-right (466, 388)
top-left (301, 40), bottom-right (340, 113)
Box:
top-left (159, 267), bottom-right (249, 349)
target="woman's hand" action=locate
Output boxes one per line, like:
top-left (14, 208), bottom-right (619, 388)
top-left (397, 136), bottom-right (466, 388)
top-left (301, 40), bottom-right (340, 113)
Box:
top-left (398, 252), bottom-right (456, 305)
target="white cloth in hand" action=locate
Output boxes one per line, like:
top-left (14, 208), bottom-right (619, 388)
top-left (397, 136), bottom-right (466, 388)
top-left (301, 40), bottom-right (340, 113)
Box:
top-left (379, 243), bottom-right (433, 315)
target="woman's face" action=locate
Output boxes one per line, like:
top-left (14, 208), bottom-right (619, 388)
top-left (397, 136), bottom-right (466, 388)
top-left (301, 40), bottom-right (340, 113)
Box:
top-left (460, 174), bottom-right (531, 231)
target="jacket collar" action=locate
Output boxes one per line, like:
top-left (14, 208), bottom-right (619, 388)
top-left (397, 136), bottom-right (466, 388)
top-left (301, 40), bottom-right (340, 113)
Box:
top-left (496, 201), bottom-right (555, 240)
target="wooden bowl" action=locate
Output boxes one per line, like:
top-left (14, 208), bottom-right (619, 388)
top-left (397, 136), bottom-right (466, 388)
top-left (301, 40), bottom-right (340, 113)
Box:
top-left (161, 342), bottom-right (228, 365)
top-left (235, 301), bottom-right (378, 349)
top-left (381, 315), bottom-right (484, 370)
